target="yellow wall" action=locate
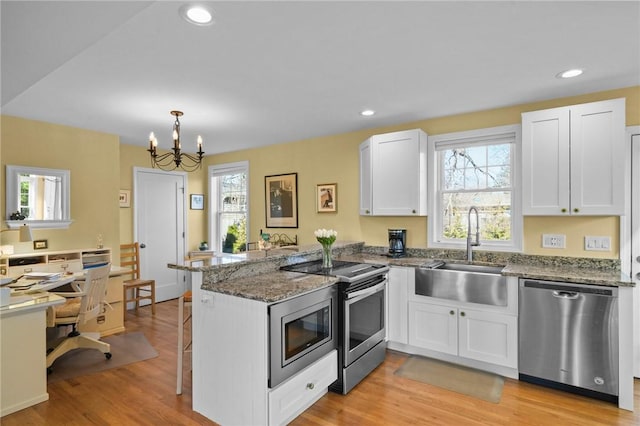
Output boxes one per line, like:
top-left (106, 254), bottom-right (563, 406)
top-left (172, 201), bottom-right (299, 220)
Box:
top-left (210, 86), bottom-right (640, 259)
top-left (1, 116), bottom-right (120, 254)
top-left (1, 86), bottom-right (638, 258)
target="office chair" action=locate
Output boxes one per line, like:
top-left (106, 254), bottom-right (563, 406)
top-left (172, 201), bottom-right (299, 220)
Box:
top-left (46, 263), bottom-right (112, 371)
top-left (120, 242), bottom-right (156, 320)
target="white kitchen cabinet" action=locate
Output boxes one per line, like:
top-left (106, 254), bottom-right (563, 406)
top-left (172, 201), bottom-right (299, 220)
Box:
top-left (268, 350), bottom-right (336, 426)
top-left (408, 301), bottom-right (457, 355)
top-left (408, 301), bottom-right (517, 369)
top-left (359, 129), bottom-right (428, 216)
top-left (458, 308), bottom-right (517, 368)
top-left (522, 98), bottom-right (625, 215)
top-left (192, 286), bottom-right (337, 426)
top-left (387, 266), bottom-right (410, 345)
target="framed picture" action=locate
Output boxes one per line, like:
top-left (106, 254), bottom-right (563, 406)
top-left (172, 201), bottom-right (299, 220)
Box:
top-left (265, 173), bottom-right (298, 228)
top-left (317, 183), bottom-right (337, 213)
top-left (190, 194), bottom-right (204, 210)
top-left (119, 190), bottom-right (131, 208)
top-left (33, 239), bottom-right (48, 250)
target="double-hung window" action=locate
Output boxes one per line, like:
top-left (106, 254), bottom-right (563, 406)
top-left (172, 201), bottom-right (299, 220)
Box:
top-left (429, 124), bottom-right (522, 251)
top-left (209, 161), bottom-right (249, 254)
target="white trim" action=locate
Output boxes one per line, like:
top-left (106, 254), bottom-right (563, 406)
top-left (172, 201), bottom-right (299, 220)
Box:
top-left (623, 125), bottom-right (640, 381)
top-left (428, 124), bottom-right (522, 252)
top-left (208, 161), bottom-right (250, 253)
top-left (5, 220), bottom-right (73, 229)
top-left (132, 166), bottom-right (187, 293)
top-left (132, 166), bottom-right (188, 243)
top-left (5, 165), bottom-right (71, 228)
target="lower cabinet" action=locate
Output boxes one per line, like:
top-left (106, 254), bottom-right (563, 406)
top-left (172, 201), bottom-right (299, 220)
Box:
top-left (78, 276), bottom-right (124, 337)
top-left (387, 267), bottom-right (410, 345)
top-left (408, 301), bottom-right (517, 369)
top-left (268, 350), bottom-right (337, 426)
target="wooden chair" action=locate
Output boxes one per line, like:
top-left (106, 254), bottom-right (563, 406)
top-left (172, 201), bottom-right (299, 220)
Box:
top-left (120, 243), bottom-right (156, 321)
top-left (176, 290), bottom-right (192, 395)
top-left (46, 264), bottom-right (112, 371)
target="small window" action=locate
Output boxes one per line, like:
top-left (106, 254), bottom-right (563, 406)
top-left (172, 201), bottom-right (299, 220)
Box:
top-left (429, 125), bottom-right (522, 251)
top-left (210, 162), bottom-right (249, 254)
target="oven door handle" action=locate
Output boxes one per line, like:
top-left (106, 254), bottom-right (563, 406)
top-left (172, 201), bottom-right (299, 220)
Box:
top-left (346, 281), bottom-right (386, 300)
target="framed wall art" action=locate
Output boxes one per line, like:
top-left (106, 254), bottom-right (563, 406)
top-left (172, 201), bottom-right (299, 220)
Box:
top-left (33, 239), bottom-right (48, 250)
top-left (317, 183), bottom-right (337, 213)
top-left (190, 194), bottom-right (204, 210)
top-left (265, 173), bottom-right (298, 228)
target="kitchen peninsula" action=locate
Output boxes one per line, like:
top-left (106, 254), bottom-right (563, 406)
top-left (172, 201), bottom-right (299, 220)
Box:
top-left (169, 242), bottom-right (635, 424)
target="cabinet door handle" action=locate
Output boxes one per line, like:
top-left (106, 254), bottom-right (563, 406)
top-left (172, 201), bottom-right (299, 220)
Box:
top-left (412, 209), bottom-right (416, 214)
top-left (561, 208), bottom-right (567, 213)
top-left (573, 208), bottom-right (579, 213)
top-left (449, 310), bottom-right (455, 315)
top-left (306, 382), bottom-right (315, 390)
top-left (460, 311), bottom-right (466, 317)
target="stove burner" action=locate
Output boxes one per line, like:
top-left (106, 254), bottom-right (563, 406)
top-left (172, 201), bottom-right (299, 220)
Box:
top-left (281, 259), bottom-right (388, 283)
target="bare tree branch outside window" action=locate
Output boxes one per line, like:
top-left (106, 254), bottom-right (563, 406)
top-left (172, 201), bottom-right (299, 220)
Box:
top-left (440, 144), bottom-right (512, 242)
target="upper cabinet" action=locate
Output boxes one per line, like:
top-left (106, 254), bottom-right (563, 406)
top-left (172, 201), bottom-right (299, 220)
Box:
top-left (521, 98), bottom-right (625, 216)
top-left (359, 129), bottom-right (428, 216)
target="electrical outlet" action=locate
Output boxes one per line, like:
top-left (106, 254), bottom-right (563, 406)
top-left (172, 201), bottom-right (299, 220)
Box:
top-left (542, 234), bottom-right (566, 249)
top-left (585, 236), bottom-right (611, 251)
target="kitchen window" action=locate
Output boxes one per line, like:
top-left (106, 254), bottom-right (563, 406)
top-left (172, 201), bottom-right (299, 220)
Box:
top-left (209, 161), bottom-right (249, 254)
top-left (428, 125), bottom-right (522, 252)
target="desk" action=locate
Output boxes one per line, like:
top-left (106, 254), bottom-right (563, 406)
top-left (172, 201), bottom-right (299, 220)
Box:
top-left (7, 275), bottom-right (76, 295)
top-left (0, 291), bottom-right (65, 417)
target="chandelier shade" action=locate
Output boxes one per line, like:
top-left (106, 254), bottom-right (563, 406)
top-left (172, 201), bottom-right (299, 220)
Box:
top-left (148, 110), bottom-right (204, 171)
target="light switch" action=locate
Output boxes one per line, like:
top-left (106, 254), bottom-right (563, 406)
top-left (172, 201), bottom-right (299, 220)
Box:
top-left (542, 234), bottom-right (566, 249)
top-left (585, 236), bottom-right (611, 251)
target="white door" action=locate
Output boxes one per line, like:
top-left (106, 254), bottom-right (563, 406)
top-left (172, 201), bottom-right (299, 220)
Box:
top-left (134, 167), bottom-right (186, 303)
top-left (631, 132), bottom-right (640, 377)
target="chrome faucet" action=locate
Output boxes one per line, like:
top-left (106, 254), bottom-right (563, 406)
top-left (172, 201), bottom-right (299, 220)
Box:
top-left (466, 206), bottom-right (481, 262)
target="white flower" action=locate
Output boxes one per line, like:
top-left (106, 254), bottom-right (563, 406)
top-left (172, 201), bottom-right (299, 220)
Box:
top-left (314, 228), bottom-right (337, 245)
top-left (314, 228), bottom-right (337, 239)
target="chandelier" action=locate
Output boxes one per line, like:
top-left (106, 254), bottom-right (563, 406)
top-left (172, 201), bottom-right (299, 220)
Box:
top-left (147, 110), bottom-right (204, 171)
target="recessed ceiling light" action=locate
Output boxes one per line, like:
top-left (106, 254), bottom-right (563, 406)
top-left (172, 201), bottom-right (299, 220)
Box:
top-left (360, 110), bottom-right (376, 117)
top-left (180, 4), bottom-right (214, 26)
top-left (556, 68), bottom-right (584, 79)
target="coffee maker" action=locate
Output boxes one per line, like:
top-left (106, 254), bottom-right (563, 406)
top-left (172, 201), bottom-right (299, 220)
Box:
top-left (388, 229), bottom-right (406, 257)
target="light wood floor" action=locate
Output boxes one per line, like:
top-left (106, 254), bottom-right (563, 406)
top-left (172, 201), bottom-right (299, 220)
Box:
top-left (3, 299), bottom-right (639, 425)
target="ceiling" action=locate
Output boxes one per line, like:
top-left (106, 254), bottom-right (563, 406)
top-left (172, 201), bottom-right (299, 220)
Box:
top-left (2, 1), bottom-right (639, 155)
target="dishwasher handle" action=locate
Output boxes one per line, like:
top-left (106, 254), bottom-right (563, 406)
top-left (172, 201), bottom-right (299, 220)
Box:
top-left (552, 290), bottom-right (579, 299)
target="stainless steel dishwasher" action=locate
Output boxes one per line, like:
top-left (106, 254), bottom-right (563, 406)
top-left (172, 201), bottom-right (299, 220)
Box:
top-left (519, 279), bottom-right (619, 402)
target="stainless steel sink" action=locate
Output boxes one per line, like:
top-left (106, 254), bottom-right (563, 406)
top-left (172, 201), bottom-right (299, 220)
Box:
top-left (415, 262), bottom-right (507, 306)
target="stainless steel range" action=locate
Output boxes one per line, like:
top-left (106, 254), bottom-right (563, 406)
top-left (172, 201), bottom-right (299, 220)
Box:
top-left (281, 259), bottom-right (389, 394)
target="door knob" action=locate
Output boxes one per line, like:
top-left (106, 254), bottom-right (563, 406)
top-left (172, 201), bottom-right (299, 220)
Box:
top-left (140, 243), bottom-right (146, 248)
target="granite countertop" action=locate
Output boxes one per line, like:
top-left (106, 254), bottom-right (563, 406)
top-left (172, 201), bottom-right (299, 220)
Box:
top-left (169, 242), bottom-right (633, 303)
top-left (206, 270), bottom-right (340, 303)
top-left (339, 253), bottom-right (632, 287)
top-left (500, 263), bottom-right (632, 287)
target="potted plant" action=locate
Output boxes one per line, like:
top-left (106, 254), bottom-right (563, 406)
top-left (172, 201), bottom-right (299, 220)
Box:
top-left (199, 241), bottom-right (208, 251)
